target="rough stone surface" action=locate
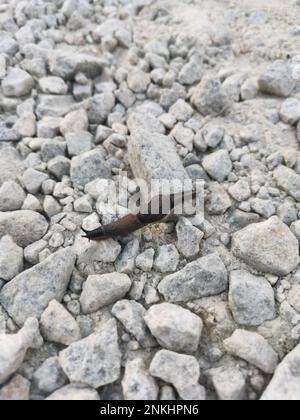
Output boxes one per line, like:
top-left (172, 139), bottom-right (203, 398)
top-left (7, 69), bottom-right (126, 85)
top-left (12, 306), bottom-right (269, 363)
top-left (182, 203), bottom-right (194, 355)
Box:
top-left (150, 350), bottom-right (206, 400)
top-left (0, 374), bottom-right (30, 401)
top-left (192, 76), bottom-right (231, 116)
top-left (229, 270), bottom-right (276, 326)
top-left (46, 384), bottom-right (100, 401)
top-left (0, 181), bottom-right (26, 211)
top-left (122, 358), bottom-right (158, 400)
top-left (40, 300), bottom-right (81, 346)
top-left (232, 216), bottom-right (299, 276)
top-left (0, 318), bottom-right (43, 385)
top-left (259, 61), bottom-right (295, 97)
top-left (209, 367), bottom-right (246, 401)
top-left (128, 129), bottom-right (188, 185)
top-left (144, 303), bottom-right (203, 353)
top-left (0, 235), bottom-right (23, 282)
top-left (2, 68), bottom-right (34, 97)
top-left (261, 344), bottom-right (300, 401)
top-left (59, 319), bottom-right (121, 388)
top-left (80, 273), bottom-right (132, 314)
top-left (70, 149), bottom-right (111, 187)
top-left (224, 330), bottom-right (278, 374)
top-left (0, 248), bottom-right (76, 325)
top-left (112, 300), bottom-right (157, 348)
top-left (0, 210), bottom-right (48, 247)
top-left (158, 253), bottom-right (228, 302)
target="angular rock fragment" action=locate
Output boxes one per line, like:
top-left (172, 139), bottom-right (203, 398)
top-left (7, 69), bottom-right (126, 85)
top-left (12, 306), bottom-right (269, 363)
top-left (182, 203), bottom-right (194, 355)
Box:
top-left (158, 253), bottom-right (228, 302)
top-left (0, 248), bottom-right (76, 325)
top-left (231, 216), bottom-right (299, 276)
top-left (258, 61), bottom-right (295, 97)
top-left (122, 358), bottom-right (158, 400)
top-left (0, 318), bottom-right (43, 385)
top-left (59, 319), bottom-right (121, 388)
top-left (224, 330), bottom-right (278, 374)
top-left (144, 303), bottom-right (203, 353)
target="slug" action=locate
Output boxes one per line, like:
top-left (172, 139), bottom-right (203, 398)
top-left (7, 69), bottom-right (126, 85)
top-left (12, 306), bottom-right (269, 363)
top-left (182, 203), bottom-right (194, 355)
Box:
top-left (82, 191), bottom-right (196, 241)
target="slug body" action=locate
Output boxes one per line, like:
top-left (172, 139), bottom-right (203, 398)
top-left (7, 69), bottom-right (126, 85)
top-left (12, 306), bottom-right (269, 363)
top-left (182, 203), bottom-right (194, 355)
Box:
top-left (82, 212), bottom-right (167, 241)
top-left (82, 190), bottom-right (196, 241)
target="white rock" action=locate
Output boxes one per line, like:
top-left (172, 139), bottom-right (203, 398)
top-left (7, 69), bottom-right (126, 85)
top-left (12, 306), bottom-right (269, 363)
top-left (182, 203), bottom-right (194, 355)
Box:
top-left (202, 150), bottom-right (232, 182)
top-left (122, 358), bottom-right (158, 400)
top-left (0, 318), bottom-right (43, 385)
top-left (154, 245), bottom-right (179, 273)
top-left (80, 273), bottom-right (132, 314)
top-left (150, 350), bottom-right (206, 400)
top-left (261, 343), bottom-right (300, 400)
top-left (224, 330), bottom-right (278, 374)
top-left (209, 366), bottom-right (246, 401)
top-left (144, 303), bottom-right (203, 353)
top-left (59, 319), bottom-right (121, 388)
top-left (232, 216), bottom-right (299, 276)
top-left (40, 300), bottom-right (81, 346)
top-left (0, 235), bottom-right (23, 282)
top-left (46, 384), bottom-right (100, 401)
top-left (2, 68), bottom-right (34, 97)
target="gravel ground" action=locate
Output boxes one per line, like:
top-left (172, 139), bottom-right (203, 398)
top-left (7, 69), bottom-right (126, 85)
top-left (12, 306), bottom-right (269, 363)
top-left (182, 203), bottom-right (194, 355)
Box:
top-left (1, 0), bottom-right (300, 401)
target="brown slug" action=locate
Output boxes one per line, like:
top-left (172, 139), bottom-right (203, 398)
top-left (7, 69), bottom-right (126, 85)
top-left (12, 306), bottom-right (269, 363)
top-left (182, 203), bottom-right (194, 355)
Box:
top-left (82, 191), bottom-right (196, 241)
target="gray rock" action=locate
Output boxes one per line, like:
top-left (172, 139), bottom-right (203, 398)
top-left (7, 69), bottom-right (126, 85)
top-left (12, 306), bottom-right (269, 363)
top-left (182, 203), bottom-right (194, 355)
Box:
top-left (154, 245), bottom-right (179, 273)
top-left (202, 126), bottom-right (225, 149)
top-left (46, 384), bottom-right (100, 401)
top-left (287, 285), bottom-right (300, 312)
top-left (258, 61), bottom-right (295, 97)
top-left (209, 367), bottom-right (246, 401)
top-left (49, 51), bottom-right (104, 80)
top-left (43, 196), bottom-right (62, 217)
top-left (144, 303), bottom-right (203, 353)
top-left (75, 237), bottom-right (121, 264)
top-left (112, 300), bottom-right (157, 348)
top-left (40, 300), bottom-right (81, 346)
top-left (150, 350), bottom-right (206, 401)
top-left (87, 93), bottom-right (116, 124)
top-left (14, 112), bottom-right (36, 138)
top-left (0, 124), bottom-right (21, 142)
top-left (122, 358), bottom-right (158, 400)
top-left (47, 156), bottom-right (70, 180)
top-left (127, 112), bottom-right (165, 134)
top-left (128, 129), bottom-right (188, 185)
top-left (261, 343), bottom-right (300, 400)
top-left (0, 318), bottom-right (43, 385)
top-left (0, 147), bottom-right (23, 186)
top-left (127, 69), bottom-right (151, 93)
top-left (136, 249), bottom-right (155, 272)
top-left (192, 76), bottom-right (230, 116)
top-left (176, 218), bottom-right (203, 259)
top-left (0, 181), bottom-right (25, 211)
top-left (80, 273), bottom-right (132, 314)
top-left (169, 99), bottom-right (193, 122)
top-left (0, 374), bottom-right (30, 401)
top-left (273, 165), bottom-right (300, 201)
top-left (232, 216), bottom-right (299, 276)
top-left (66, 131), bottom-right (92, 157)
top-left (74, 195), bottom-right (92, 213)
top-left (59, 319), bottom-right (121, 388)
top-left (39, 77), bottom-right (68, 95)
top-left (0, 235), bottom-right (23, 282)
top-left (32, 356), bottom-right (67, 396)
top-left (36, 95), bottom-right (75, 119)
top-left (60, 109), bottom-right (89, 136)
top-left (279, 98), bottom-right (300, 125)
top-left (22, 168), bottom-right (49, 194)
top-left (0, 248), bottom-right (75, 326)
top-left (24, 240), bottom-right (48, 265)
top-left (224, 330), bottom-right (278, 374)
top-left (228, 179), bottom-right (251, 202)
top-left (0, 31), bottom-right (19, 56)
top-left (41, 139), bottom-right (66, 162)
top-left (0, 210), bottom-right (48, 247)
top-left (178, 55), bottom-right (202, 85)
top-left (250, 198), bottom-right (276, 219)
top-left (202, 150), bottom-right (232, 182)
top-left (115, 239), bottom-right (139, 274)
top-left (229, 270), bottom-right (276, 326)
top-left (158, 253), bottom-right (228, 302)
top-left (70, 149), bottom-right (110, 187)
top-left (2, 69), bottom-right (34, 97)
top-left (171, 123), bottom-right (194, 151)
